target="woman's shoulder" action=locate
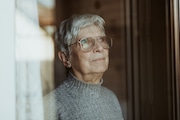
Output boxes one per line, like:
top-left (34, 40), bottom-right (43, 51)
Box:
top-left (43, 84), bottom-right (68, 120)
top-left (100, 86), bottom-right (121, 103)
top-left (100, 86), bottom-right (116, 96)
top-left (43, 83), bottom-right (67, 103)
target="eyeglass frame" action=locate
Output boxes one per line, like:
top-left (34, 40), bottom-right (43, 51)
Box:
top-left (68, 36), bottom-right (113, 52)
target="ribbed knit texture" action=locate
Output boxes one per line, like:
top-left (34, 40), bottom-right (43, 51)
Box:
top-left (43, 73), bottom-right (124, 120)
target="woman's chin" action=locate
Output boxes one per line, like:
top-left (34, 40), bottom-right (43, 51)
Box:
top-left (91, 67), bottom-right (108, 74)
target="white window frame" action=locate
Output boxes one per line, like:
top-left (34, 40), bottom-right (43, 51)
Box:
top-left (0, 0), bottom-right (15, 120)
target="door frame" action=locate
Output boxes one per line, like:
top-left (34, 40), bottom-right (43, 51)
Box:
top-left (125, 0), bottom-right (179, 119)
top-left (170, 0), bottom-right (180, 119)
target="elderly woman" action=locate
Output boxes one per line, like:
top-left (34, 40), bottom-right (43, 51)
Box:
top-left (44, 14), bottom-right (124, 120)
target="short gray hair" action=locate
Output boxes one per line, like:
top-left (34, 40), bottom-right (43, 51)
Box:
top-left (55, 14), bottom-right (105, 55)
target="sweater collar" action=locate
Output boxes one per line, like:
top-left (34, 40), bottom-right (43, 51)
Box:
top-left (63, 73), bottom-right (103, 98)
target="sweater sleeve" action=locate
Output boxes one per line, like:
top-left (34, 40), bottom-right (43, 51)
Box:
top-left (112, 92), bottom-right (124, 120)
top-left (43, 92), bottom-right (59, 120)
top-left (101, 86), bottom-right (124, 120)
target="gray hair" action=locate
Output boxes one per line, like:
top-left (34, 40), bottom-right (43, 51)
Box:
top-left (55, 14), bottom-right (105, 55)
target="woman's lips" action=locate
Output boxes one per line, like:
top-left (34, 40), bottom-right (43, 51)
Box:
top-left (92, 57), bottom-right (105, 61)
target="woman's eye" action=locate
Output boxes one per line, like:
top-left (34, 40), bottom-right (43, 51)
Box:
top-left (81, 38), bottom-right (88, 44)
top-left (98, 37), bottom-right (105, 42)
top-left (80, 38), bottom-right (90, 48)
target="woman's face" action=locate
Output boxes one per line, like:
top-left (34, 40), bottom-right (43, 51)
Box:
top-left (69, 25), bottom-right (109, 77)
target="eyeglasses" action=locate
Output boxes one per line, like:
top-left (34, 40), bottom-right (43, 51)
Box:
top-left (69, 36), bottom-right (113, 52)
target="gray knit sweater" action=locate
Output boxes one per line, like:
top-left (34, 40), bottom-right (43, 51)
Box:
top-left (43, 73), bottom-right (124, 120)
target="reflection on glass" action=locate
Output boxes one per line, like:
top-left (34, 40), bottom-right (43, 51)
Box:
top-left (15, 0), bottom-right (54, 120)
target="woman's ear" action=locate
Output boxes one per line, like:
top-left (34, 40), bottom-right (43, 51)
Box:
top-left (58, 51), bottom-right (71, 68)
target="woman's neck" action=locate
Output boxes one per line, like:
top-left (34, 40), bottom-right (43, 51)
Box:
top-left (72, 71), bottom-right (104, 84)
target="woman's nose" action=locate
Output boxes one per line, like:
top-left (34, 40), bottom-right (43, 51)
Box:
top-left (93, 41), bottom-right (104, 52)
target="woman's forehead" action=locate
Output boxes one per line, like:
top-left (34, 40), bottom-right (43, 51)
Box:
top-left (78, 25), bottom-right (105, 38)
